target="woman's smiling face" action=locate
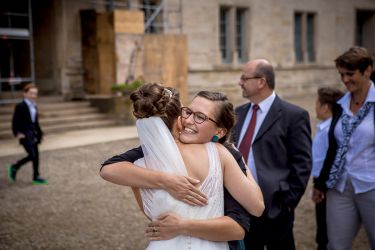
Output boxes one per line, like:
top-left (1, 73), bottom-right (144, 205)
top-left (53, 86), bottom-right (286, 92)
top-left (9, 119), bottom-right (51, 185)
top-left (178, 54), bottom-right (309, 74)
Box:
top-left (179, 96), bottom-right (219, 144)
top-left (337, 65), bottom-right (372, 93)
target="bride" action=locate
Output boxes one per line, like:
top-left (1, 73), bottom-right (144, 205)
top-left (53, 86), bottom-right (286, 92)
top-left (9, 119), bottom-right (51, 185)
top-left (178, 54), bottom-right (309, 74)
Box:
top-left (122, 83), bottom-right (263, 249)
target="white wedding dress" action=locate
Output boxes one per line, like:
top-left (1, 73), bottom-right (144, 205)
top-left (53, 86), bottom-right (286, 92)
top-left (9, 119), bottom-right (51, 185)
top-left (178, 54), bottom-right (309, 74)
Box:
top-left (134, 117), bottom-right (229, 250)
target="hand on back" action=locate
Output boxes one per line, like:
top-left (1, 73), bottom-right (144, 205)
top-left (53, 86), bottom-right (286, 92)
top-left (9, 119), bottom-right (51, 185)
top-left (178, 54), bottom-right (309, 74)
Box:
top-left (163, 173), bottom-right (208, 206)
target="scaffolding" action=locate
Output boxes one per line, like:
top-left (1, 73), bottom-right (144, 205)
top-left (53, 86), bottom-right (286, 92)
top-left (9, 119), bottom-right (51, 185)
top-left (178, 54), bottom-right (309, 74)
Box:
top-left (86, 0), bottom-right (182, 33)
top-left (85, 0), bottom-right (183, 84)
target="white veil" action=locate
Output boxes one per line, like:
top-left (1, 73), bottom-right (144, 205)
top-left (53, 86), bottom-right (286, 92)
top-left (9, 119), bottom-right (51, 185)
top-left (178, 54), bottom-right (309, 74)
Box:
top-left (136, 116), bottom-right (186, 175)
top-left (136, 116), bottom-right (187, 219)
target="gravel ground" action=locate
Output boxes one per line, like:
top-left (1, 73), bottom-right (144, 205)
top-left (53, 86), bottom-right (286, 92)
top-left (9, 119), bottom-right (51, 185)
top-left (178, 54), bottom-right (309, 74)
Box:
top-left (0, 139), bottom-right (370, 250)
top-left (0, 94), bottom-right (370, 249)
top-left (0, 139), bottom-right (149, 250)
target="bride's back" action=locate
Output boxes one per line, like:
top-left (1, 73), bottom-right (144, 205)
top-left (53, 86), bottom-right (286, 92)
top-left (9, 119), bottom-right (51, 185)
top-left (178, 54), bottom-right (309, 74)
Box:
top-left (177, 142), bottom-right (212, 183)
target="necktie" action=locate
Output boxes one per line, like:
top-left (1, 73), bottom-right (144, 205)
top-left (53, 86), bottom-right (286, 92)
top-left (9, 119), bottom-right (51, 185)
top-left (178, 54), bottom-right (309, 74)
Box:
top-left (239, 104), bottom-right (259, 162)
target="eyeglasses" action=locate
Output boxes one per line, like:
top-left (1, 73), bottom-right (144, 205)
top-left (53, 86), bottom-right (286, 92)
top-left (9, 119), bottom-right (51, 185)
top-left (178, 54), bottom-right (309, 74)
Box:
top-left (181, 107), bottom-right (218, 124)
top-left (240, 75), bottom-right (262, 81)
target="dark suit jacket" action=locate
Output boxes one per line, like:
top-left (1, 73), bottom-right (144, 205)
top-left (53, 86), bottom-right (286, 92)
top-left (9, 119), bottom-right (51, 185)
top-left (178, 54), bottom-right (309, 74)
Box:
top-left (12, 100), bottom-right (43, 144)
top-left (233, 96), bottom-right (312, 219)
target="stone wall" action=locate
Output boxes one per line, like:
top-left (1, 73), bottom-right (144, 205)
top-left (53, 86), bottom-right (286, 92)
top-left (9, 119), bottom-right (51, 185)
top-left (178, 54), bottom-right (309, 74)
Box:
top-left (175, 0), bottom-right (375, 102)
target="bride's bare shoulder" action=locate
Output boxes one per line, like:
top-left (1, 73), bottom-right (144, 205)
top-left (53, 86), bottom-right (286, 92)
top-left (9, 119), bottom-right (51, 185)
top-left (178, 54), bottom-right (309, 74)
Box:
top-left (213, 142), bottom-right (226, 152)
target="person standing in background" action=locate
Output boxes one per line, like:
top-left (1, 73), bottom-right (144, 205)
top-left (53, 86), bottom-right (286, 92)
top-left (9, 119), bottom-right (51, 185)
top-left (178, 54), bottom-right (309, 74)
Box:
top-left (311, 87), bottom-right (344, 250)
top-left (314, 46), bottom-right (375, 250)
top-left (233, 59), bottom-right (312, 250)
top-left (8, 83), bottom-right (48, 185)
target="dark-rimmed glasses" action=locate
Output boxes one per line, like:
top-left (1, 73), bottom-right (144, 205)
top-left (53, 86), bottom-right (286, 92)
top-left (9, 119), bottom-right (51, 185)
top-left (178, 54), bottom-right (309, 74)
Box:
top-left (240, 75), bottom-right (262, 81)
top-left (181, 107), bottom-right (218, 124)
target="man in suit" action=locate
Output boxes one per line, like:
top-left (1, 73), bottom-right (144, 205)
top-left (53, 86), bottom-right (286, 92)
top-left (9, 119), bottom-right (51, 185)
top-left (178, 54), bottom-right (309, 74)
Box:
top-left (233, 59), bottom-right (312, 249)
top-left (8, 83), bottom-right (48, 185)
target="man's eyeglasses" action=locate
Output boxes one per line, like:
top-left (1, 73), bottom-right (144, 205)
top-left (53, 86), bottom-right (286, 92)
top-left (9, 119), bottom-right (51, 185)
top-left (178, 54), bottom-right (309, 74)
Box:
top-left (240, 75), bottom-right (262, 81)
top-left (181, 107), bottom-right (218, 124)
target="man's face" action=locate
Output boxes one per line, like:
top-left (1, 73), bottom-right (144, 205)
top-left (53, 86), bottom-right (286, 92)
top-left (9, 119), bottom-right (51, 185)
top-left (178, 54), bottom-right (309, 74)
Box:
top-left (239, 62), bottom-right (262, 101)
top-left (337, 66), bottom-right (371, 93)
top-left (179, 96), bottom-right (219, 144)
top-left (24, 88), bottom-right (38, 102)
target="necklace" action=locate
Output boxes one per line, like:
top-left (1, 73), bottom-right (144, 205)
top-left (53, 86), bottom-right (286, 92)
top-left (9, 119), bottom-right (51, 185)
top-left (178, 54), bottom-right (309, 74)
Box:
top-left (351, 98), bottom-right (363, 106)
top-left (350, 96), bottom-right (365, 106)
top-left (350, 81), bottom-right (370, 107)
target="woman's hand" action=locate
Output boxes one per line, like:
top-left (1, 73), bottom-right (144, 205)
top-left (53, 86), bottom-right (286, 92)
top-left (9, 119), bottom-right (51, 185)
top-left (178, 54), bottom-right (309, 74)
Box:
top-left (312, 188), bottom-right (325, 204)
top-left (146, 213), bottom-right (246, 241)
top-left (145, 213), bottom-right (186, 241)
top-left (16, 133), bottom-right (25, 139)
top-left (163, 174), bottom-right (208, 206)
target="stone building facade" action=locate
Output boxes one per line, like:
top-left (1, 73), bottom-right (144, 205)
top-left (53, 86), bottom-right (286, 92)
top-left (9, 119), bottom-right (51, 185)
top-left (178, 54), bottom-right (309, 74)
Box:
top-left (171, 0), bottom-right (375, 104)
top-left (1, 0), bottom-right (374, 105)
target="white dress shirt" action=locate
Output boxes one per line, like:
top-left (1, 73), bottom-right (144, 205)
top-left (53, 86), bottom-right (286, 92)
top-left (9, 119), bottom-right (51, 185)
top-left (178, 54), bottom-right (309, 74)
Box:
top-left (24, 98), bottom-right (37, 123)
top-left (312, 118), bottom-right (331, 178)
top-left (239, 91), bottom-right (276, 182)
top-left (333, 83), bottom-right (375, 194)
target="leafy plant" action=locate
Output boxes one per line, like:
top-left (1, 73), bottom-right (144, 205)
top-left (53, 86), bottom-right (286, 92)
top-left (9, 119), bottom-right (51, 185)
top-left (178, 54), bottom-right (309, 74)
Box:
top-left (111, 79), bottom-right (143, 95)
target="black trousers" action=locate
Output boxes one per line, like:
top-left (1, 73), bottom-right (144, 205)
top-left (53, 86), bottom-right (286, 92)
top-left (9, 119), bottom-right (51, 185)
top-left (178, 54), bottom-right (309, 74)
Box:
top-left (244, 208), bottom-right (295, 250)
top-left (13, 139), bottom-right (40, 179)
top-left (315, 199), bottom-right (327, 250)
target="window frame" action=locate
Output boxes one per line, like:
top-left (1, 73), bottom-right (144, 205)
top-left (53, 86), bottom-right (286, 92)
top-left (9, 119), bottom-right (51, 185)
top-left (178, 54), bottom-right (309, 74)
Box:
top-left (219, 5), bottom-right (249, 65)
top-left (220, 6), bottom-right (231, 63)
top-left (294, 11), bottom-right (316, 64)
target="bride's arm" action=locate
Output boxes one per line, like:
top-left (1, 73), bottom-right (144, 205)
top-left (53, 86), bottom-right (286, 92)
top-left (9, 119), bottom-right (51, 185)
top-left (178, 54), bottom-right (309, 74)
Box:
top-left (131, 187), bottom-right (152, 221)
top-left (146, 213), bottom-right (245, 241)
top-left (219, 144), bottom-right (265, 217)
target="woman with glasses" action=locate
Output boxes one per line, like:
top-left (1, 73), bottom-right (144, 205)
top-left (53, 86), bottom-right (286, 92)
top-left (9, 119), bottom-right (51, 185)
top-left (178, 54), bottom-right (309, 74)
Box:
top-left (101, 83), bottom-right (264, 250)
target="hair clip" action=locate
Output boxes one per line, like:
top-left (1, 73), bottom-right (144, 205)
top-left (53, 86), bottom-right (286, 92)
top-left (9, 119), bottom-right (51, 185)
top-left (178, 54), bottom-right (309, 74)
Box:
top-left (163, 88), bottom-right (173, 98)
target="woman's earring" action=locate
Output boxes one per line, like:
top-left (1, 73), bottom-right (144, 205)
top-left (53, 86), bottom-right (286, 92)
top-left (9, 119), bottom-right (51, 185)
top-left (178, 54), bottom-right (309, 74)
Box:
top-left (212, 135), bottom-right (219, 142)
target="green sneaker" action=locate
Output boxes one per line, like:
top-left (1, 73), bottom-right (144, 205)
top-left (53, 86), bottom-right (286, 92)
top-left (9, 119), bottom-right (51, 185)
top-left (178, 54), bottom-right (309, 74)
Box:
top-left (32, 177), bottom-right (48, 185)
top-left (7, 165), bottom-right (16, 183)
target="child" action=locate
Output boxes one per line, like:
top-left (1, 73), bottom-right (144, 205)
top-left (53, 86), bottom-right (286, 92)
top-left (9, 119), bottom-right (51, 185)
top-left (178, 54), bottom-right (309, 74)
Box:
top-left (8, 83), bottom-right (48, 185)
top-left (311, 87), bottom-right (343, 250)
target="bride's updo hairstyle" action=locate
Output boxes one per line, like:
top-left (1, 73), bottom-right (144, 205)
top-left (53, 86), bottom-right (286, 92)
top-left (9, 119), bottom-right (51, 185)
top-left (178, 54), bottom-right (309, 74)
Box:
top-left (130, 83), bottom-right (181, 130)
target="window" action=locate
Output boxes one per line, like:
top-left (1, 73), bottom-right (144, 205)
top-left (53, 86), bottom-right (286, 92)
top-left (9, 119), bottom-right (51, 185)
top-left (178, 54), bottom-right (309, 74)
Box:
top-left (356, 10), bottom-right (375, 54)
top-left (0, 0), bottom-right (34, 92)
top-left (142, 0), bottom-right (163, 34)
top-left (219, 6), bottom-right (248, 64)
top-left (294, 12), bottom-right (316, 63)
top-left (294, 13), bottom-right (303, 62)
top-left (220, 7), bottom-right (230, 63)
top-left (306, 13), bottom-right (315, 62)
top-left (236, 8), bottom-right (247, 63)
